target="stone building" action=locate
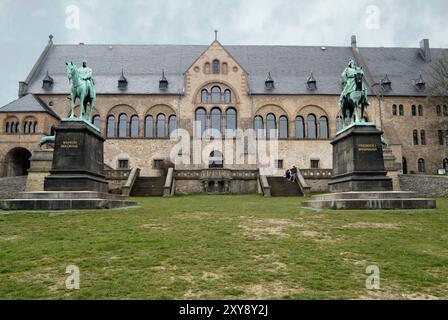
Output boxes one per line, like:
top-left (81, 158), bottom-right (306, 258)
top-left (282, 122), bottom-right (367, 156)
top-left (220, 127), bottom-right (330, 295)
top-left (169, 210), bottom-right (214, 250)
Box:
top-left (0, 35), bottom-right (447, 195)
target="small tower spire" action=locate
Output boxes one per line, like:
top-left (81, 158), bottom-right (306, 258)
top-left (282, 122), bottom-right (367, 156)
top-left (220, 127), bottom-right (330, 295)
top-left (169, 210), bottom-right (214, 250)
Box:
top-left (214, 30), bottom-right (218, 41)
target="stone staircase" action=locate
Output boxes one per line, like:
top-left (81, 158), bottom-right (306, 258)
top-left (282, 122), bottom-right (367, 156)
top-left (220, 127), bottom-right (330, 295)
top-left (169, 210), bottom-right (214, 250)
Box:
top-left (0, 191), bottom-right (136, 210)
top-left (267, 176), bottom-right (302, 196)
top-left (130, 176), bottom-right (166, 197)
top-left (302, 191), bottom-right (436, 210)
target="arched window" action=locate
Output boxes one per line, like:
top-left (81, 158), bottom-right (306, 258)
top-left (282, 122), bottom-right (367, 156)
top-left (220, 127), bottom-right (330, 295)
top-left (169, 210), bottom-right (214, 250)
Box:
top-left (307, 114), bottom-right (317, 139)
top-left (443, 158), bottom-right (448, 170)
top-left (107, 115), bottom-right (116, 138)
top-left (444, 105), bottom-right (448, 116)
top-left (412, 105), bottom-right (417, 116)
top-left (145, 115), bottom-right (154, 138)
top-left (211, 86), bottom-right (221, 104)
top-left (413, 130), bottom-right (419, 145)
top-left (222, 62), bottom-right (228, 74)
top-left (168, 115), bottom-right (177, 136)
top-left (130, 115), bottom-right (139, 137)
top-left (436, 105), bottom-right (442, 116)
top-left (266, 113), bottom-right (276, 139)
top-left (5, 122), bottom-right (10, 133)
top-left (392, 104), bottom-right (397, 116)
top-left (336, 116), bottom-right (343, 132)
top-left (225, 108), bottom-right (237, 138)
top-left (204, 62), bottom-right (211, 74)
top-left (420, 130), bottom-right (426, 145)
top-left (279, 116), bottom-right (288, 139)
top-left (319, 116), bottom-right (329, 139)
top-left (92, 115), bottom-right (101, 131)
top-left (224, 90), bottom-right (231, 103)
top-left (156, 114), bottom-right (166, 138)
top-left (254, 116), bottom-right (263, 138)
top-left (418, 158), bottom-right (425, 173)
top-left (50, 126), bottom-right (55, 136)
top-left (118, 113), bottom-right (128, 138)
top-left (14, 122), bottom-right (19, 133)
top-left (418, 105), bottom-right (423, 116)
top-left (295, 116), bottom-right (305, 139)
top-left (402, 157), bottom-right (408, 174)
top-left (210, 107), bottom-right (222, 137)
top-left (212, 59), bottom-right (220, 74)
top-left (23, 121), bottom-right (28, 134)
top-left (34, 122), bottom-right (38, 134)
top-left (201, 89), bottom-right (209, 103)
top-left (195, 108), bottom-right (207, 138)
top-left (399, 104), bottom-right (404, 116)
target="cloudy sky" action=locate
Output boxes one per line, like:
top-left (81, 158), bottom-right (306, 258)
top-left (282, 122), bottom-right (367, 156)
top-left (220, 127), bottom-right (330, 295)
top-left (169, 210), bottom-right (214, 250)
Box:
top-left (0, 0), bottom-right (447, 106)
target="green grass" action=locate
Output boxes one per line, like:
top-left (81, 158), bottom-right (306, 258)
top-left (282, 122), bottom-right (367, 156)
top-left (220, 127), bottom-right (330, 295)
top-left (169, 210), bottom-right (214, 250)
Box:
top-left (0, 195), bottom-right (447, 299)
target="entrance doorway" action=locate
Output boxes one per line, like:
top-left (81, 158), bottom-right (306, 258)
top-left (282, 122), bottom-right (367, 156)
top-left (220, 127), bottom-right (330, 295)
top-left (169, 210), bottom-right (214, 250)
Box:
top-left (402, 157), bottom-right (408, 174)
top-left (4, 147), bottom-right (32, 176)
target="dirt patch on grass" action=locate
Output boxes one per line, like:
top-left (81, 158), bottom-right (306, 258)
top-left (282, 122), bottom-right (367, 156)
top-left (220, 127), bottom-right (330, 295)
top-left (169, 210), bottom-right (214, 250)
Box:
top-left (241, 281), bottom-right (304, 299)
top-left (0, 235), bottom-right (21, 241)
top-left (141, 223), bottom-right (166, 230)
top-left (343, 222), bottom-right (401, 229)
top-left (359, 289), bottom-right (441, 300)
top-left (178, 211), bottom-right (211, 220)
top-left (298, 230), bottom-right (339, 243)
top-left (252, 253), bottom-right (287, 272)
top-left (202, 271), bottom-right (222, 281)
top-left (239, 218), bottom-right (303, 240)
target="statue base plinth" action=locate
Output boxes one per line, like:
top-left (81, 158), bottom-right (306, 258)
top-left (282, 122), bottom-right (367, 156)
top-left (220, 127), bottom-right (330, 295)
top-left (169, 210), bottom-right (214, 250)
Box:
top-left (328, 124), bottom-right (392, 193)
top-left (44, 121), bottom-right (108, 193)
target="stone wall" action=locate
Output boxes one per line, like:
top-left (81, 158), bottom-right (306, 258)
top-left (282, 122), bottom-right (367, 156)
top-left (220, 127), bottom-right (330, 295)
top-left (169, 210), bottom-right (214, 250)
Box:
top-left (398, 174), bottom-right (448, 197)
top-left (0, 176), bottom-right (27, 199)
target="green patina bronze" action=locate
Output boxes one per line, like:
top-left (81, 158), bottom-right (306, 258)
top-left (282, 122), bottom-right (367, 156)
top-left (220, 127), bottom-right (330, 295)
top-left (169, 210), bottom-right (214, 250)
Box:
top-left (38, 135), bottom-right (55, 149)
top-left (338, 59), bottom-right (371, 133)
top-left (64, 61), bottom-right (98, 129)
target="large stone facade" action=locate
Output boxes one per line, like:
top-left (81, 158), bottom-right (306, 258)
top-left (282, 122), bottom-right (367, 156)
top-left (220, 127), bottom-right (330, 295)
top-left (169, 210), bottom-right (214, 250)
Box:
top-left (0, 37), bottom-right (447, 194)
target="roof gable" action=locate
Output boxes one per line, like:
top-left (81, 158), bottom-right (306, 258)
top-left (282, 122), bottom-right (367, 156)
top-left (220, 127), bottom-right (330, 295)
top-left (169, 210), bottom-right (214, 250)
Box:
top-left (0, 94), bottom-right (60, 119)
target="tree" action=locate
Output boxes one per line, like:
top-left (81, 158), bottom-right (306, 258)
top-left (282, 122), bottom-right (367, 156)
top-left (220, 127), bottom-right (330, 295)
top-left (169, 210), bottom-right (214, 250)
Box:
top-left (427, 52), bottom-right (448, 107)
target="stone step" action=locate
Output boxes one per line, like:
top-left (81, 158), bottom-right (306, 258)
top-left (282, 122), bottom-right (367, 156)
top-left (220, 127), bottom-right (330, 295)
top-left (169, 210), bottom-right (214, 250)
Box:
top-left (311, 191), bottom-right (419, 201)
top-left (0, 199), bottom-right (137, 211)
top-left (267, 177), bottom-right (301, 197)
top-left (16, 191), bottom-right (126, 200)
top-left (302, 198), bottom-right (436, 210)
top-left (130, 176), bottom-right (165, 197)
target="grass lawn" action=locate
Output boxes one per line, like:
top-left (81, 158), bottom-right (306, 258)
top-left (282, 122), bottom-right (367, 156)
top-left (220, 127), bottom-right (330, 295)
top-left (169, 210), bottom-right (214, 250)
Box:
top-left (0, 195), bottom-right (447, 300)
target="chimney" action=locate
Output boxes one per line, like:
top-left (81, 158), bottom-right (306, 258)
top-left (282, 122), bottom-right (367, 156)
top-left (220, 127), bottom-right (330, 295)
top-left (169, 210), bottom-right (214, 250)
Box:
top-left (351, 35), bottom-right (357, 48)
top-left (18, 81), bottom-right (28, 98)
top-left (419, 39), bottom-right (431, 62)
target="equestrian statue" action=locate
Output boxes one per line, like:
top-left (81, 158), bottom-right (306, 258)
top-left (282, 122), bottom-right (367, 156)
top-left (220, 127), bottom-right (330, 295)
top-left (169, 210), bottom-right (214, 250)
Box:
top-left (338, 59), bottom-right (370, 129)
top-left (66, 60), bottom-right (96, 122)
top-left (39, 60), bottom-right (97, 149)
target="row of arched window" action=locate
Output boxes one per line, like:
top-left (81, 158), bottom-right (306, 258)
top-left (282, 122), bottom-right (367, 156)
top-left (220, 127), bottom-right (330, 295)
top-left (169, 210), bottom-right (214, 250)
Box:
top-left (201, 87), bottom-right (231, 104)
top-left (204, 59), bottom-right (228, 75)
top-left (5, 120), bottom-right (38, 134)
top-left (253, 114), bottom-right (329, 139)
top-left (195, 107), bottom-right (237, 137)
top-left (402, 158), bottom-right (448, 174)
top-left (392, 104), bottom-right (424, 116)
top-left (102, 114), bottom-right (177, 138)
top-left (436, 105), bottom-right (448, 117)
top-left (413, 130), bottom-right (426, 145)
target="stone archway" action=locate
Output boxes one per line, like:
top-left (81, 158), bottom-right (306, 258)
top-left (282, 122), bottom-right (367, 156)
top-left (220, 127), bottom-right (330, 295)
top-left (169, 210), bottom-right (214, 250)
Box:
top-left (4, 147), bottom-right (32, 176)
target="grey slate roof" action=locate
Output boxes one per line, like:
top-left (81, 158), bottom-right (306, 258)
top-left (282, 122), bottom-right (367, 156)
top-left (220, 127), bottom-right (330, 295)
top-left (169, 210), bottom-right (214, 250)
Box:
top-left (359, 47), bottom-right (447, 96)
top-left (0, 94), bottom-right (60, 118)
top-left (20, 42), bottom-right (448, 98)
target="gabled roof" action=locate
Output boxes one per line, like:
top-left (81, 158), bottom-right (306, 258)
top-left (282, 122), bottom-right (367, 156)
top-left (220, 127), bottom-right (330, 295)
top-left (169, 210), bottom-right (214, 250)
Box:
top-left (0, 94), bottom-right (60, 119)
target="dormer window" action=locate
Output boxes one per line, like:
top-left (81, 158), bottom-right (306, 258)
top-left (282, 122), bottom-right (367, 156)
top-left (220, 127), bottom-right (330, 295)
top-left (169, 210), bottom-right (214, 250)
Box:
top-left (265, 72), bottom-right (274, 90)
top-left (42, 71), bottom-right (54, 90)
top-left (307, 72), bottom-right (317, 90)
top-left (381, 74), bottom-right (392, 92)
top-left (414, 74), bottom-right (426, 91)
top-left (159, 71), bottom-right (168, 90)
top-left (118, 69), bottom-right (128, 90)
top-left (212, 59), bottom-right (220, 74)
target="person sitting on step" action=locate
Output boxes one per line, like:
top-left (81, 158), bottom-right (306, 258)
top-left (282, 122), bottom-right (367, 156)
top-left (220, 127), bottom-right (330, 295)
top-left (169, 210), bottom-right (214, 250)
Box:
top-left (289, 166), bottom-right (298, 182)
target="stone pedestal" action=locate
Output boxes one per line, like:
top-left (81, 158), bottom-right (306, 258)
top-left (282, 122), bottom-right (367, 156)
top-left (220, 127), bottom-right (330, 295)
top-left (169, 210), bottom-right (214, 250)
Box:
top-left (44, 121), bottom-right (108, 193)
top-left (328, 124), bottom-right (392, 192)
